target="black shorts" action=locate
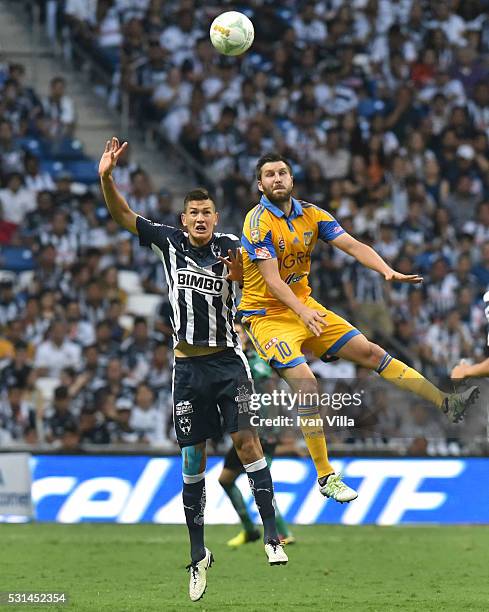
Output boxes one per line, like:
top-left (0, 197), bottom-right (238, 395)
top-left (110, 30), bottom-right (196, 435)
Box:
top-left (173, 348), bottom-right (254, 448)
top-left (223, 440), bottom-right (277, 473)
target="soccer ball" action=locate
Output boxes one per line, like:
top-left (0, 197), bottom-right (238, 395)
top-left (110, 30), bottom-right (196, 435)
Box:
top-left (209, 11), bottom-right (254, 56)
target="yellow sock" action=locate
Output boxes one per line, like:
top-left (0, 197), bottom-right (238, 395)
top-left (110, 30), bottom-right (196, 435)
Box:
top-left (377, 353), bottom-right (446, 408)
top-left (297, 405), bottom-right (334, 479)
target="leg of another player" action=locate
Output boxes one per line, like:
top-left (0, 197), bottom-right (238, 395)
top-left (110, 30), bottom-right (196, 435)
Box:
top-left (231, 430), bottom-right (288, 565)
top-left (231, 430), bottom-right (279, 544)
top-left (218, 466), bottom-right (260, 546)
top-left (263, 452), bottom-right (294, 544)
top-left (335, 334), bottom-right (480, 423)
top-left (279, 362), bottom-right (358, 502)
top-left (279, 362), bottom-right (334, 479)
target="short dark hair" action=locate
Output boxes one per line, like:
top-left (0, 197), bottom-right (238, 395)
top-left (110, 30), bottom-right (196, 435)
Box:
top-left (255, 153), bottom-right (293, 180)
top-left (54, 385), bottom-right (69, 400)
top-left (183, 188), bottom-right (215, 211)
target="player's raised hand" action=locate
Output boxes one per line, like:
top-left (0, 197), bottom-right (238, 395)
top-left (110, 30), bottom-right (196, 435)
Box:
top-left (98, 137), bottom-right (128, 179)
top-left (384, 269), bottom-right (423, 284)
top-left (218, 248), bottom-right (243, 282)
top-left (450, 361), bottom-right (470, 380)
top-left (299, 307), bottom-right (327, 337)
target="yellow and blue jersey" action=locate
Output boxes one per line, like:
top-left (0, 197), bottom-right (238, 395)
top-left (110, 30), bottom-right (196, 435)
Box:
top-left (240, 195), bottom-right (345, 315)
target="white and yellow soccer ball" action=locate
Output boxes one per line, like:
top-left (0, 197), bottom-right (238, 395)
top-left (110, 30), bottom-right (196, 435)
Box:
top-left (209, 11), bottom-right (254, 56)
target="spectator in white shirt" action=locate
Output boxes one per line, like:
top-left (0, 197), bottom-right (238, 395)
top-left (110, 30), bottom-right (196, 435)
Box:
top-left (310, 128), bottom-right (351, 180)
top-left (0, 120), bottom-right (24, 174)
top-left (23, 154), bottom-right (56, 192)
top-left (159, 9), bottom-right (203, 67)
top-left (422, 309), bottom-right (473, 377)
top-left (64, 0), bottom-right (97, 24)
top-left (293, 2), bottom-right (327, 44)
top-left (428, 4), bottom-right (466, 47)
top-left (34, 320), bottom-right (82, 377)
top-left (129, 383), bottom-right (165, 446)
top-left (0, 172), bottom-right (36, 226)
top-left (42, 77), bottom-right (76, 138)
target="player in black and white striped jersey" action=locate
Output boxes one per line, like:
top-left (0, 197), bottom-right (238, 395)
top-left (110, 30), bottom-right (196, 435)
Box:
top-left (452, 290), bottom-right (489, 379)
top-left (99, 137), bottom-right (287, 602)
top-left (137, 209), bottom-right (239, 348)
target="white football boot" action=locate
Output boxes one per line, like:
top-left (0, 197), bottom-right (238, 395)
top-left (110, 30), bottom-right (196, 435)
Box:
top-left (187, 548), bottom-right (214, 602)
top-left (319, 472), bottom-right (358, 503)
top-left (265, 539), bottom-right (288, 566)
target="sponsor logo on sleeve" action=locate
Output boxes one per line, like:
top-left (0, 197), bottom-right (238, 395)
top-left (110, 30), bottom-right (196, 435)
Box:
top-left (251, 228), bottom-right (260, 243)
top-left (264, 337), bottom-right (278, 350)
top-left (254, 246), bottom-right (272, 259)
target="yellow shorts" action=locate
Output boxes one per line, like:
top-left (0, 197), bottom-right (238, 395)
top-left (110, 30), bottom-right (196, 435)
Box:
top-left (241, 297), bottom-right (360, 369)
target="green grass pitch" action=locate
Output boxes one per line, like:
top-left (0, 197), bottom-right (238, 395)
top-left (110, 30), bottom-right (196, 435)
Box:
top-left (1, 523), bottom-right (489, 611)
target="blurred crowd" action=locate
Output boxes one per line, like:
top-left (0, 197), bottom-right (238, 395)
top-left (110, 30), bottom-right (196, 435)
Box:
top-left (1, 0), bottom-right (488, 452)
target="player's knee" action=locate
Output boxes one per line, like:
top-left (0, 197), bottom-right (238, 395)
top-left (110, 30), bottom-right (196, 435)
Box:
top-left (367, 343), bottom-right (386, 368)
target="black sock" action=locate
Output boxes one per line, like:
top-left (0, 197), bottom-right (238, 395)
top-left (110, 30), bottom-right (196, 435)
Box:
top-left (182, 478), bottom-right (206, 563)
top-left (245, 459), bottom-right (278, 543)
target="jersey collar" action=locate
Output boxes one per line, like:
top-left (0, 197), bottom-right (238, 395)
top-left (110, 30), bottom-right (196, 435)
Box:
top-left (260, 195), bottom-right (303, 220)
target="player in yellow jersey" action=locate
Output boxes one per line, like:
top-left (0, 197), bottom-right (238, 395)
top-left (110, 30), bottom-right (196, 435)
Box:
top-left (240, 153), bottom-right (480, 503)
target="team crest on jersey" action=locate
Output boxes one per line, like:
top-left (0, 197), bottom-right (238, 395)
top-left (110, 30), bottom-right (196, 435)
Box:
top-left (265, 337), bottom-right (278, 350)
top-left (278, 237), bottom-right (285, 251)
top-left (210, 242), bottom-right (221, 258)
top-left (175, 400), bottom-right (193, 416)
top-left (303, 231), bottom-right (313, 246)
top-left (178, 415), bottom-right (192, 435)
top-left (235, 385), bottom-right (253, 414)
top-left (251, 228), bottom-right (260, 243)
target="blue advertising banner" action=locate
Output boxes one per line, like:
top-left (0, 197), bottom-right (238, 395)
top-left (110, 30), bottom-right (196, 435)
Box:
top-left (30, 456), bottom-right (489, 525)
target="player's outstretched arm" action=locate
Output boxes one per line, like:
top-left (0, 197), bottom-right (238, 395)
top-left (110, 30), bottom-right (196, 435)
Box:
top-left (332, 233), bottom-right (423, 284)
top-left (256, 258), bottom-right (325, 337)
top-left (451, 358), bottom-right (489, 379)
top-left (99, 137), bottom-right (138, 235)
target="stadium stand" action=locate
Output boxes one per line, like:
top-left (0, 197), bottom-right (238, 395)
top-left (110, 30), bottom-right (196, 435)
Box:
top-left (0, 0), bottom-right (488, 455)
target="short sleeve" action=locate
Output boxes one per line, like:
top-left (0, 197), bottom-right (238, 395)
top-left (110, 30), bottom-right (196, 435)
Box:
top-left (136, 216), bottom-right (176, 249)
top-left (219, 233), bottom-right (241, 254)
top-left (241, 207), bottom-right (277, 261)
top-left (316, 210), bottom-right (345, 243)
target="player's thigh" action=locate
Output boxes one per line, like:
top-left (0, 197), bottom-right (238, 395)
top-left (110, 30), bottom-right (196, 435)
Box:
top-left (277, 360), bottom-right (318, 394)
top-left (173, 358), bottom-right (221, 447)
top-left (302, 301), bottom-right (361, 360)
top-left (242, 311), bottom-right (309, 369)
top-left (210, 348), bottom-right (256, 436)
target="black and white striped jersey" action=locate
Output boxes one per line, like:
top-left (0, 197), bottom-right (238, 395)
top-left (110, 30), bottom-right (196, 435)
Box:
top-left (136, 216), bottom-right (239, 348)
